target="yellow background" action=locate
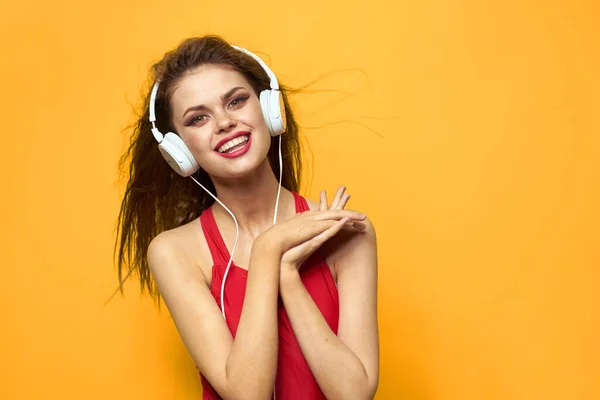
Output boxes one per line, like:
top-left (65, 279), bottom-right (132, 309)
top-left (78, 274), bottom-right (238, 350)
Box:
top-left (1, 0), bottom-right (599, 398)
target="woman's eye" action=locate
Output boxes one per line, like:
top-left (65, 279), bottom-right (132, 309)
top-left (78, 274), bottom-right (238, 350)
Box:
top-left (229, 96), bottom-right (248, 108)
top-left (190, 115), bottom-right (207, 125)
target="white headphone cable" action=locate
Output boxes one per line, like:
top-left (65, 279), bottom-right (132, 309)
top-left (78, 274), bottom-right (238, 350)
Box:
top-left (189, 175), bottom-right (238, 321)
top-left (189, 134), bottom-right (283, 322)
top-left (273, 134), bottom-right (283, 225)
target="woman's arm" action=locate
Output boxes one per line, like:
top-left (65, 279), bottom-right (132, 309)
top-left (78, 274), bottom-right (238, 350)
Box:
top-left (148, 208), bottom-right (367, 400)
top-left (148, 232), bottom-right (280, 400)
top-left (279, 218), bottom-right (379, 400)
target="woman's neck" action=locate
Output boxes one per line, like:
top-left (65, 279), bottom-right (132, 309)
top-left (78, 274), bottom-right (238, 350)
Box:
top-left (210, 159), bottom-right (295, 238)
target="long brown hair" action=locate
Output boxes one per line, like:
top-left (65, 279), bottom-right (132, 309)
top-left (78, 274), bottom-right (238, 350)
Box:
top-left (113, 35), bottom-right (303, 303)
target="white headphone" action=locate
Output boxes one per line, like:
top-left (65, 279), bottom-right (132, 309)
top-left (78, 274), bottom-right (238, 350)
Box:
top-left (148, 45), bottom-right (286, 327)
top-left (148, 45), bottom-right (287, 177)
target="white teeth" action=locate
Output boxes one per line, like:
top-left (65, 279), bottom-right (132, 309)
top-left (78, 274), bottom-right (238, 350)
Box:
top-left (217, 135), bottom-right (249, 153)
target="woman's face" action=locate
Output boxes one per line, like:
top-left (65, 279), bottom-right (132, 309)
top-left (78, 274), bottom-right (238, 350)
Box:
top-left (169, 64), bottom-right (271, 179)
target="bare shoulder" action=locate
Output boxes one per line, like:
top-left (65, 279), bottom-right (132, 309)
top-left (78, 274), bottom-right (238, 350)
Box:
top-left (147, 218), bottom-right (213, 287)
top-left (146, 228), bottom-right (183, 271)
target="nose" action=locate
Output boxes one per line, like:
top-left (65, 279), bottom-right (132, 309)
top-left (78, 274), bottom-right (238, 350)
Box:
top-left (215, 110), bottom-right (237, 133)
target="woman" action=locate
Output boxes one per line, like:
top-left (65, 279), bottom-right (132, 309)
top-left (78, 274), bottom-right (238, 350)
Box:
top-left (116, 35), bottom-right (379, 399)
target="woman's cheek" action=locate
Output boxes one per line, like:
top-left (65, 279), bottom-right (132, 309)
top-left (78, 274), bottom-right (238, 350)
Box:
top-left (185, 133), bottom-right (210, 153)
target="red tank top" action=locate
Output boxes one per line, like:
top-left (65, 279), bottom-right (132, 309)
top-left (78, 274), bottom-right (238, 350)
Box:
top-left (198, 192), bottom-right (339, 399)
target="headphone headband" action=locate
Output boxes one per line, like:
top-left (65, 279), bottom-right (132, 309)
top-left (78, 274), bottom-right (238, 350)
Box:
top-left (231, 45), bottom-right (280, 90)
top-left (148, 45), bottom-right (279, 142)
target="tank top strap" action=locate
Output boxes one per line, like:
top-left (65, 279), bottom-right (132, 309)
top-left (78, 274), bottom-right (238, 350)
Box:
top-left (292, 191), bottom-right (310, 213)
top-left (199, 207), bottom-right (229, 267)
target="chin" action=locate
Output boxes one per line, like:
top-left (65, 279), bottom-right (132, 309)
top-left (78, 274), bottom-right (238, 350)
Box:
top-left (212, 152), bottom-right (269, 180)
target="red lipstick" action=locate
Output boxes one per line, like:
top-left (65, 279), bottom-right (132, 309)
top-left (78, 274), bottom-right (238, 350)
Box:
top-left (214, 131), bottom-right (252, 159)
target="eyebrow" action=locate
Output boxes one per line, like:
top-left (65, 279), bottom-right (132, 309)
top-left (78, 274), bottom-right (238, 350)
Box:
top-left (182, 86), bottom-right (246, 119)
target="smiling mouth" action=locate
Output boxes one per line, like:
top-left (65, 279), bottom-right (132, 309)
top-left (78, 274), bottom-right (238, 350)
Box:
top-left (216, 134), bottom-right (250, 153)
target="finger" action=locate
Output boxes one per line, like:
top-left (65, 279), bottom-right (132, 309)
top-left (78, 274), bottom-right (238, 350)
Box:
top-left (343, 220), bottom-right (367, 231)
top-left (309, 217), bottom-right (349, 247)
top-left (338, 193), bottom-right (351, 210)
top-left (313, 209), bottom-right (366, 221)
top-left (319, 190), bottom-right (328, 211)
top-left (285, 214), bottom-right (365, 252)
top-left (286, 220), bottom-right (341, 249)
top-left (330, 186), bottom-right (346, 209)
top-left (288, 218), bottom-right (348, 256)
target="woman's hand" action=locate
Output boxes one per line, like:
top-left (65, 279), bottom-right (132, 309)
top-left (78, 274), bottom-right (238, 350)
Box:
top-left (319, 186), bottom-right (367, 231)
top-left (279, 186), bottom-right (367, 272)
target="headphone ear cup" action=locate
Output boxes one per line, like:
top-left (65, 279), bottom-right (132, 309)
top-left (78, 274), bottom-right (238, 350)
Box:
top-left (259, 90), bottom-right (274, 135)
top-left (158, 132), bottom-right (200, 177)
top-left (260, 90), bottom-right (286, 137)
